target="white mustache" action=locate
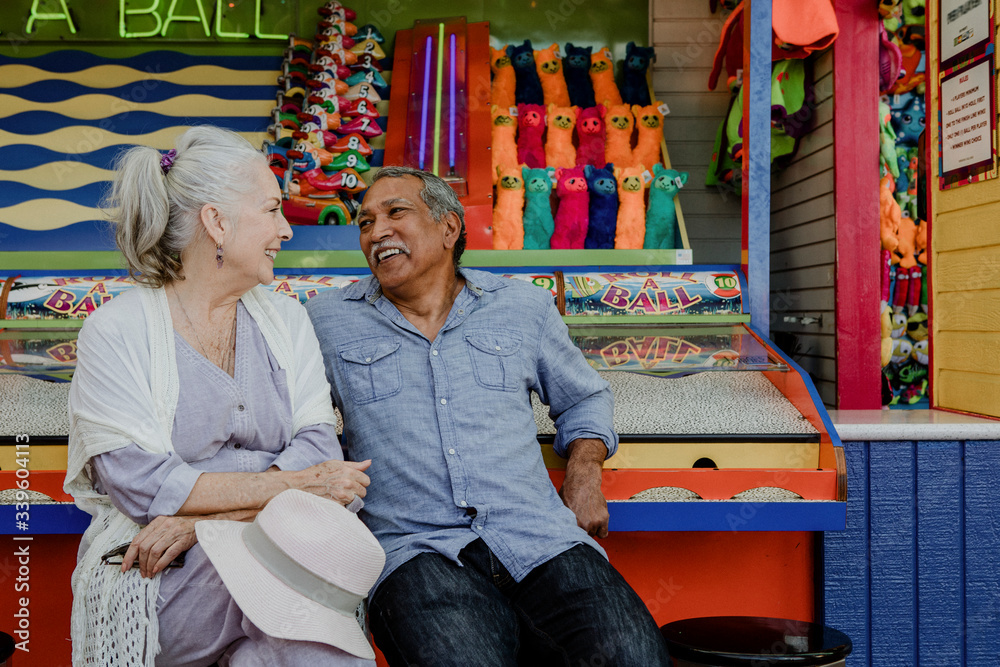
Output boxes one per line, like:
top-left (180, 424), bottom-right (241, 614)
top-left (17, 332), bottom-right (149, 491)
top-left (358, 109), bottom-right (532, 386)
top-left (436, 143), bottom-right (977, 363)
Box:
top-left (369, 240), bottom-right (411, 265)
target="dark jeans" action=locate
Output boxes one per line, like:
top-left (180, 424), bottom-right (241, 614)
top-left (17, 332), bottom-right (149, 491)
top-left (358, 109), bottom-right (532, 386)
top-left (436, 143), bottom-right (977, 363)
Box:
top-left (369, 539), bottom-right (671, 667)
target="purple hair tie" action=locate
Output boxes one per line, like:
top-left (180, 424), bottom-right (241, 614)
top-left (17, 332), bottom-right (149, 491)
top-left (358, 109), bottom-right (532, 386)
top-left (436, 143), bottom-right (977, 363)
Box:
top-left (160, 149), bottom-right (177, 174)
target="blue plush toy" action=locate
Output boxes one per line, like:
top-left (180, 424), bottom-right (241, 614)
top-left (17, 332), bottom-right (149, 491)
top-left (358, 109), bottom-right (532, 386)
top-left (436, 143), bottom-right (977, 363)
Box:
top-left (622, 41), bottom-right (656, 106)
top-left (890, 94), bottom-right (925, 146)
top-left (584, 163), bottom-right (618, 249)
top-left (563, 43), bottom-right (596, 108)
top-left (644, 164), bottom-right (688, 249)
top-left (508, 40), bottom-right (544, 106)
top-left (522, 166), bottom-right (556, 249)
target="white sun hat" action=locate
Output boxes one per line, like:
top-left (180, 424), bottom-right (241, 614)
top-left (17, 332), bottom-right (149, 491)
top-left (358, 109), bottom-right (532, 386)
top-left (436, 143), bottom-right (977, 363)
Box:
top-left (195, 489), bottom-right (385, 659)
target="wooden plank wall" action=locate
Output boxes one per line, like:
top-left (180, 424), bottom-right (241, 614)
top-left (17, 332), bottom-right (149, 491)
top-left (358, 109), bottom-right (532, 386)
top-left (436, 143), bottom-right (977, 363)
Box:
top-left (650, 0), bottom-right (742, 263)
top-left (927, 0), bottom-right (1000, 418)
top-left (824, 440), bottom-right (1000, 666)
top-left (768, 50), bottom-right (837, 407)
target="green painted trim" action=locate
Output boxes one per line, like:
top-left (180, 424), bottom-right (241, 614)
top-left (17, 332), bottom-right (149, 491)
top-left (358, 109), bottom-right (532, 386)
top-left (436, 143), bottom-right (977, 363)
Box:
top-left (464, 250), bottom-right (689, 267)
top-left (0, 329), bottom-right (80, 339)
top-left (561, 314), bottom-right (749, 324)
top-left (566, 325), bottom-right (747, 337)
top-left (0, 320), bottom-right (83, 329)
top-left (0, 252), bottom-right (123, 271)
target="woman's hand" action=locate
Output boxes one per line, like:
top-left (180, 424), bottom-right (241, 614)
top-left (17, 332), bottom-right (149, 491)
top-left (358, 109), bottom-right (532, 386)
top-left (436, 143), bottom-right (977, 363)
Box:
top-left (294, 458), bottom-right (372, 506)
top-left (122, 515), bottom-right (198, 578)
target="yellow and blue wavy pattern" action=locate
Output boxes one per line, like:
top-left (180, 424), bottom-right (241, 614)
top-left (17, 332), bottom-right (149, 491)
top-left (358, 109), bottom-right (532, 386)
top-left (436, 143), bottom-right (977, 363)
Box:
top-left (0, 50), bottom-right (278, 250)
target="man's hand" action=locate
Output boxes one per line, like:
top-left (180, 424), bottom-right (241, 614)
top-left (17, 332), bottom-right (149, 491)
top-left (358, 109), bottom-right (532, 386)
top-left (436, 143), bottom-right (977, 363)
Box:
top-left (559, 438), bottom-right (610, 539)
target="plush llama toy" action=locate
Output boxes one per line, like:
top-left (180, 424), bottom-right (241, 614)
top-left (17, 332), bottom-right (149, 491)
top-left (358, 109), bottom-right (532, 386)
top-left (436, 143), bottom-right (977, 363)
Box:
top-left (522, 166), bottom-right (556, 249)
top-left (614, 165), bottom-right (647, 249)
top-left (584, 163), bottom-right (618, 249)
top-left (633, 102), bottom-right (665, 170)
top-left (491, 104), bottom-right (518, 184)
top-left (534, 43), bottom-right (571, 107)
top-left (492, 164), bottom-right (525, 250)
top-left (604, 103), bottom-right (634, 168)
top-left (516, 103), bottom-right (546, 169)
top-left (550, 166), bottom-right (589, 249)
top-left (564, 43), bottom-right (596, 108)
top-left (508, 40), bottom-right (544, 105)
top-left (644, 164), bottom-right (687, 249)
top-left (590, 47), bottom-right (622, 107)
top-left (575, 105), bottom-right (606, 167)
top-left (490, 46), bottom-right (516, 110)
top-left (622, 41), bottom-right (656, 106)
top-left (545, 104), bottom-right (578, 169)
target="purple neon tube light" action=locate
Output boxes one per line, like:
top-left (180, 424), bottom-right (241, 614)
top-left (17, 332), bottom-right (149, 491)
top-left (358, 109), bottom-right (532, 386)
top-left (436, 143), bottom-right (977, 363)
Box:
top-left (419, 35), bottom-right (433, 170)
top-left (449, 32), bottom-right (456, 172)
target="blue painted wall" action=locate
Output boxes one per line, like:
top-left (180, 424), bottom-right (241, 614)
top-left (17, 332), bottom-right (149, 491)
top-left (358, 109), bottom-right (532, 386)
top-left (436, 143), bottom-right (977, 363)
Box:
top-left (824, 440), bottom-right (1000, 666)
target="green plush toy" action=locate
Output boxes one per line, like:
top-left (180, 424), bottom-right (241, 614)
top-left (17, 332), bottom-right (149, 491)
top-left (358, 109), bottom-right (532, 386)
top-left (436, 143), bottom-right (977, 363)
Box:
top-left (522, 166), bottom-right (556, 249)
top-left (644, 164), bottom-right (688, 249)
top-left (879, 101), bottom-right (900, 179)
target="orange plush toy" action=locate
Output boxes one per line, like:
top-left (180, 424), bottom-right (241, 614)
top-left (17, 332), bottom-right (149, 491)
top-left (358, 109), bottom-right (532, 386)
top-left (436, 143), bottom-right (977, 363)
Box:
top-left (614, 165), bottom-right (647, 249)
top-left (632, 102), bottom-right (666, 170)
top-left (491, 46), bottom-right (516, 110)
top-left (545, 104), bottom-right (578, 169)
top-left (879, 175), bottom-right (900, 253)
top-left (491, 104), bottom-right (519, 184)
top-left (535, 43), bottom-right (571, 107)
top-left (590, 47), bottom-right (622, 107)
top-left (604, 103), bottom-right (634, 168)
top-left (493, 164), bottom-right (525, 250)
top-left (893, 215), bottom-right (919, 269)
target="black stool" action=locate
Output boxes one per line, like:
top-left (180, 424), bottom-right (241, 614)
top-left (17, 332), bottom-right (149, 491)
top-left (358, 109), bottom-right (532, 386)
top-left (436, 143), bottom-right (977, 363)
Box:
top-left (0, 631), bottom-right (13, 666)
top-left (661, 616), bottom-right (852, 666)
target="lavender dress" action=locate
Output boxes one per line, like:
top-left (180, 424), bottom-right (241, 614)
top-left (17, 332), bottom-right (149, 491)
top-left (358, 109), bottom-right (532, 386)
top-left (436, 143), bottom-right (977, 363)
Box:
top-left (91, 302), bottom-right (373, 667)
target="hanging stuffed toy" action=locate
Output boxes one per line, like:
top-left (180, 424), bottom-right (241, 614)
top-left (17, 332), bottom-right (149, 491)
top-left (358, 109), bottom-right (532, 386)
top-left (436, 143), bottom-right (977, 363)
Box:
top-left (644, 164), bottom-right (687, 249)
top-left (492, 164), bottom-right (525, 250)
top-left (576, 105), bottom-right (606, 167)
top-left (534, 43), bottom-right (571, 107)
top-left (564, 43), bottom-right (596, 108)
top-left (632, 102), bottom-right (667, 170)
top-left (879, 175), bottom-right (900, 254)
top-left (614, 165), bottom-right (648, 249)
top-left (893, 214), bottom-right (920, 270)
top-left (890, 94), bottom-right (925, 146)
top-left (522, 166), bottom-right (556, 249)
top-left (491, 104), bottom-right (518, 184)
top-left (508, 40), bottom-right (544, 105)
top-left (584, 163), bottom-right (618, 249)
top-left (550, 166), bottom-right (589, 249)
top-left (622, 42), bottom-right (656, 106)
top-left (516, 103), bottom-right (546, 169)
top-left (879, 101), bottom-right (899, 178)
top-left (604, 103), bottom-right (635, 168)
top-left (491, 46), bottom-right (516, 110)
top-left (545, 104), bottom-right (578, 169)
top-left (590, 47), bottom-right (622, 107)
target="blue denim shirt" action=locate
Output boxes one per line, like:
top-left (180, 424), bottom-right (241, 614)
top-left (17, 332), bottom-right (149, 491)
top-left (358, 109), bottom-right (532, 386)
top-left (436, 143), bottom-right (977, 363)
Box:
top-left (306, 268), bottom-right (618, 591)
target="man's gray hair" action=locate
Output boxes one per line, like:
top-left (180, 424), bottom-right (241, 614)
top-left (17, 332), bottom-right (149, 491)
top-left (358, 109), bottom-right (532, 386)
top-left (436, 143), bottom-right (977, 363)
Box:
top-left (370, 166), bottom-right (467, 272)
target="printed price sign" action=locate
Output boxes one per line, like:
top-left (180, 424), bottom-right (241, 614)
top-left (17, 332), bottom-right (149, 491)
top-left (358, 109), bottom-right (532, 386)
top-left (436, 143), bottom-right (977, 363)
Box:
top-left (939, 55), bottom-right (996, 188)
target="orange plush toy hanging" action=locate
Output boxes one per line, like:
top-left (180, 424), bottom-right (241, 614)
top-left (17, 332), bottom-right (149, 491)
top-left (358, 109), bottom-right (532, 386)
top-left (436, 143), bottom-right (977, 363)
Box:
top-left (491, 46), bottom-right (516, 110)
top-left (604, 103), bottom-right (635, 168)
top-left (491, 104), bottom-right (519, 184)
top-left (545, 104), bottom-right (578, 169)
top-left (632, 102), bottom-right (667, 170)
top-left (493, 164), bottom-right (526, 250)
top-left (590, 47), bottom-right (622, 107)
top-left (614, 165), bottom-right (648, 249)
top-left (535, 43), bottom-right (571, 107)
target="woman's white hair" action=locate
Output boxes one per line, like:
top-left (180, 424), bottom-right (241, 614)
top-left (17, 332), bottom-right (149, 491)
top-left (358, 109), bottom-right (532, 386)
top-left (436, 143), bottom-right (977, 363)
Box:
top-left (104, 125), bottom-right (269, 287)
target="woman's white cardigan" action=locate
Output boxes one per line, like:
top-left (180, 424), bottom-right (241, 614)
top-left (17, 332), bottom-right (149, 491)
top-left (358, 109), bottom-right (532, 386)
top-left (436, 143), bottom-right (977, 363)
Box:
top-left (63, 285), bottom-right (337, 666)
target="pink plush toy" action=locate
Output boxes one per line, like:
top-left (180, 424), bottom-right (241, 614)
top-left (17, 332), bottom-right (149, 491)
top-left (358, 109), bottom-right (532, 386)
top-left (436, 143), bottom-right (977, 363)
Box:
top-left (632, 102), bottom-right (665, 170)
top-left (516, 103), bottom-right (546, 169)
top-left (492, 164), bottom-right (525, 250)
top-left (545, 104), bottom-right (578, 169)
top-left (614, 165), bottom-right (647, 249)
top-left (575, 104), bottom-right (606, 167)
top-left (604, 103), bottom-right (634, 169)
top-left (550, 166), bottom-right (590, 249)
top-left (491, 104), bottom-right (519, 184)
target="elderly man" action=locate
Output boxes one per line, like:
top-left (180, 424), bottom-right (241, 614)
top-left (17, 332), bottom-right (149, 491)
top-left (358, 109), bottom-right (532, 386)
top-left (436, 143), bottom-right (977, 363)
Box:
top-left (306, 167), bottom-right (670, 666)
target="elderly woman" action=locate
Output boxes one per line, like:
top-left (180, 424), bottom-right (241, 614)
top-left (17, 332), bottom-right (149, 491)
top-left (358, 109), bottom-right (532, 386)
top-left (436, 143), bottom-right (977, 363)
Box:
top-left (65, 126), bottom-right (374, 666)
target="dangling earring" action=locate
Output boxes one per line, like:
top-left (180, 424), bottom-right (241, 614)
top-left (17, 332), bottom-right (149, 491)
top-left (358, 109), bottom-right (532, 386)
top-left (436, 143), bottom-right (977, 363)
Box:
top-left (216, 244), bottom-right (224, 269)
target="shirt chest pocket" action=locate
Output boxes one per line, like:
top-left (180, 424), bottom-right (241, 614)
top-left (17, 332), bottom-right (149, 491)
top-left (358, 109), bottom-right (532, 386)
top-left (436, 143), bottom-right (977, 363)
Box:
top-left (465, 330), bottom-right (522, 392)
top-left (338, 336), bottom-right (402, 405)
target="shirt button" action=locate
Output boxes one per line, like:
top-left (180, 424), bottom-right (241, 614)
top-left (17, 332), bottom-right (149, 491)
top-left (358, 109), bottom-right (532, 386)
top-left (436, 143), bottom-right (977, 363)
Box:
top-left (233, 443), bottom-right (241, 449)
top-left (237, 404), bottom-right (245, 412)
top-left (458, 309), bottom-right (464, 314)
top-left (440, 398), bottom-right (447, 405)
top-left (365, 357), bottom-right (371, 362)
top-left (460, 500), bottom-right (468, 507)
top-left (494, 346), bottom-right (501, 351)
top-left (448, 448), bottom-right (456, 455)
top-left (432, 350), bottom-right (439, 356)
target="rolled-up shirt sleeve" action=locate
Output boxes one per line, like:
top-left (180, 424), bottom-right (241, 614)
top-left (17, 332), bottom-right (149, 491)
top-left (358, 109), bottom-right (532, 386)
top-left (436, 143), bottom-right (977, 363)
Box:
top-left (533, 301), bottom-right (619, 459)
top-left (269, 422), bottom-right (343, 471)
top-left (90, 445), bottom-right (203, 526)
